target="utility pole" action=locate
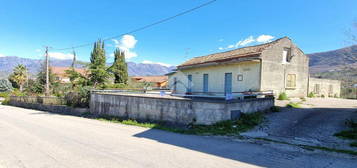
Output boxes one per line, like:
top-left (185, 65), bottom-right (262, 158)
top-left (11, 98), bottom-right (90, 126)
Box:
top-left (44, 46), bottom-right (50, 96)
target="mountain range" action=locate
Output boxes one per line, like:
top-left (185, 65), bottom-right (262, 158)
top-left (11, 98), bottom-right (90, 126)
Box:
top-left (308, 45), bottom-right (357, 73)
top-left (0, 56), bottom-right (176, 78)
top-left (1, 44), bottom-right (356, 79)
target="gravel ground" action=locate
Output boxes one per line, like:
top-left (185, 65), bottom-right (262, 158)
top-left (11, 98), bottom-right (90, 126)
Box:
top-left (248, 98), bottom-right (357, 150)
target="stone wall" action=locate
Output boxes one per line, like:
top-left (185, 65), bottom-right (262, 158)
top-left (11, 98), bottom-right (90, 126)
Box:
top-left (90, 93), bottom-right (274, 125)
top-left (9, 96), bottom-right (88, 116)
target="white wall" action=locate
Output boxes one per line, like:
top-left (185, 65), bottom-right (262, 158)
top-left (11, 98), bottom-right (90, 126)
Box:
top-left (168, 61), bottom-right (261, 95)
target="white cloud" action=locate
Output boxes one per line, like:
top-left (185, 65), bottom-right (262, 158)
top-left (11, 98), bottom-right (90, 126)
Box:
top-left (227, 44), bottom-right (235, 49)
top-left (142, 60), bottom-right (172, 67)
top-left (218, 39), bottom-right (224, 42)
top-left (48, 52), bottom-right (74, 60)
top-left (112, 35), bottom-right (138, 59)
top-left (235, 36), bottom-right (255, 47)
top-left (0, 54), bottom-right (4, 57)
top-left (256, 35), bottom-right (275, 43)
top-left (35, 49), bottom-right (41, 52)
top-left (217, 35), bottom-right (275, 51)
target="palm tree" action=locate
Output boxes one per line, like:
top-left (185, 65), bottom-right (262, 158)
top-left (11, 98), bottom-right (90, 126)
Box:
top-left (9, 64), bottom-right (28, 91)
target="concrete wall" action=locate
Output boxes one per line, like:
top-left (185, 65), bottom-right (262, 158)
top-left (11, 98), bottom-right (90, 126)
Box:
top-left (260, 38), bottom-right (309, 98)
top-left (90, 93), bottom-right (274, 125)
top-left (9, 97), bottom-right (89, 116)
top-left (168, 61), bottom-right (261, 95)
top-left (308, 78), bottom-right (341, 97)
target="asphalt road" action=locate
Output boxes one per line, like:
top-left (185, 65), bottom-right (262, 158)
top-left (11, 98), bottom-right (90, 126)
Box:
top-left (0, 105), bottom-right (356, 168)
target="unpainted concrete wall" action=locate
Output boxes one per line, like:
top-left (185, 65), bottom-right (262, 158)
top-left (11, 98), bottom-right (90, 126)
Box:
top-left (90, 93), bottom-right (274, 125)
top-left (308, 78), bottom-right (341, 97)
top-left (260, 38), bottom-right (309, 98)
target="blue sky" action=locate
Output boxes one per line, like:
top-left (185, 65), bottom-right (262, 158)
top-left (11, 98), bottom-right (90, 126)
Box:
top-left (0, 0), bottom-right (356, 66)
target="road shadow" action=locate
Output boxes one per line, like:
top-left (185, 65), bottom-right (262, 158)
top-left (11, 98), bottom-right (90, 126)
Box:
top-left (133, 128), bottom-right (276, 167)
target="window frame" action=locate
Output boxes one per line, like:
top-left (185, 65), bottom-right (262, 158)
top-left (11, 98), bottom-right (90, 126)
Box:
top-left (286, 74), bottom-right (296, 89)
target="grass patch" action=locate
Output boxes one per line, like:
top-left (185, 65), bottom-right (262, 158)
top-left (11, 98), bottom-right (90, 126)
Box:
top-left (334, 119), bottom-right (357, 148)
top-left (334, 129), bottom-right (357, 140)
top-left (94, 112), bottom-right (264, 136)
top-left (350, 142), bottom-right (357, 147)
top-left (286, 102), bottom-right (302, 108)
top-left (255, 137), bottom-right (357, 156)
top-left (277, 92), bottom-right (289, 100)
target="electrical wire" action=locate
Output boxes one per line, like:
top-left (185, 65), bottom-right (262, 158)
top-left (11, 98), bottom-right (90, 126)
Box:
top-left (53, 0), bottom-right (217, 51)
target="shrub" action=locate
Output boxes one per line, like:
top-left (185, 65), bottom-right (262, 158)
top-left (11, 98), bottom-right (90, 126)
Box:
top-left (321, 94), bottom-right (325, 98)
top-left (65, 86), bottom-right (91, 108)
top-left (277, 92), bottom-right (289, 100)
top-left (286, 102), bottom-right (301, 108)
top-left (0, 91), bottom-right (10, 98)
top-left (308, 92), bottom-right (315, 98)
top-left (300, 97), bottom-right (306, 101)
top-left (0, 79), bottom-right (13, 92)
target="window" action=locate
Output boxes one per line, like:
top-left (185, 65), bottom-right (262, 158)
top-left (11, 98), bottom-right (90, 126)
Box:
top-left (329, 85), bottom-right (333, 94)
top-left (286, 74), bottom-right (296, 88)
top-left (314, 84), bottom-right (320, 94)
top-left (282, 48), bottom-right (291, 64)
top-left (237, 74), bottom-right (243, 81)
top-left (203, 74), bottom-right (208, 93)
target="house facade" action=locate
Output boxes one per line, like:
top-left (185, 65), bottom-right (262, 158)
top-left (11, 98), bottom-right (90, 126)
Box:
top-left (131, 76), bottom-right (168, 89)
top-left (168, 37), bottom-right (340, 98)
top-left (51, 67), bottom-right (87, 83)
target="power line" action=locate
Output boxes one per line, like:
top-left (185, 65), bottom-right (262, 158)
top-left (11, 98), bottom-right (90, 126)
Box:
top-left (53, 0), bottom-right (217, 51)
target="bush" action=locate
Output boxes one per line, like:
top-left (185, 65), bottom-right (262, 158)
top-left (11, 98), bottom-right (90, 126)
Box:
top-left (321, 94), bottom-right (325, 98)
top-left (0, 79), bottom-right (13, 92)
top-left (65, 86), bottom-right (91, 108)
top-left (277, 92), bottom-right (289, 100)
top-left (0, 91), bottom-right (10, 98)
top-left (308, 92), bottom-right (315, 98)
top-left (286, 102), bottom-right (301, 108)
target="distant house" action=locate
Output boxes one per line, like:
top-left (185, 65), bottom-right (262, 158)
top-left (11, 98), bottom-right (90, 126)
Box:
top-left (131, 76), bottom-right (168, 89)
top-left (168, 37), bottom-right (341, 98)
top-left (51, 67), bottom-right (87, 83)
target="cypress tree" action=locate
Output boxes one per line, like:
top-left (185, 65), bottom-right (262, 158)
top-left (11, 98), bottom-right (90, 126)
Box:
top-left (89, 40), bottom-right (109, 87)
top-left (109, 49), bottom-right (128, 84)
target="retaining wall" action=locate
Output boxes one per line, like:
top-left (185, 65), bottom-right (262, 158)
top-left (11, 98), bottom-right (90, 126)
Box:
top-left (9, 96), bottom-right (88, 116)
top-left (90, 93), bottom-right (274, 125)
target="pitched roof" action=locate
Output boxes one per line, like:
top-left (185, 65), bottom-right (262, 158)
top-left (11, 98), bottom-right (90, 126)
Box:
top-left (131, 76), bottom-right (168, 83)
top-left (178, 37), bottom-right (288, 68)
top-left (51, 66), bottom-right (88, 77)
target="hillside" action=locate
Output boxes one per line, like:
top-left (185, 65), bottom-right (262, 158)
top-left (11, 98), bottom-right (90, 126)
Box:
top-left (308, 45), bottom-right (357, 73)
top-left (0, 56), bottom-right (175, 78)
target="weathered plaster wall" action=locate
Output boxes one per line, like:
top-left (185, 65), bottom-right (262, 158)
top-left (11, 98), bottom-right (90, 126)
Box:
top-left (308, 78), bottom-right (341, 97)
top-left (260, 38), bottom-right (309, 98)
top-left (90, 93), bottom-right (274, 125)
top-left (168, 61), bottom-right (261, 95)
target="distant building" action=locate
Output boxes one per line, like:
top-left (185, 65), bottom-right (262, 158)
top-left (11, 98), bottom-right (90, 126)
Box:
top-left (131, 76), bottom-right (168, 89)
top-left (168, 37), bottom-right (341, 98)
top-left (51, 66), bottom-right (87, 83)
